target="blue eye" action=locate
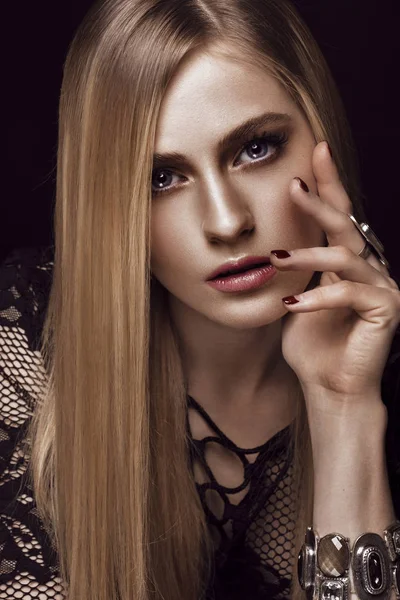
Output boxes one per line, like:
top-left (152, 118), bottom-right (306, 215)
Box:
top-left (234, 131), bottom-right (288, 166)
top-left (151, 130), bottom-right (289, 196)
top-left (151, 169), bottom-right (179, 194)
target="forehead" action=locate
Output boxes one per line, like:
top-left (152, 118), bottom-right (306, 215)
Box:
top-left (155, 46), bottom-right (300, 151)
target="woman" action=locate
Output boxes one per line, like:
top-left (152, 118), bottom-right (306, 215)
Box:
top-left (1, 0), bottom-right (400, 599)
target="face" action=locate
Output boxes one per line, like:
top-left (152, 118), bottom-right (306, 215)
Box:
top-left (150, 45), bottom-right (325, 331)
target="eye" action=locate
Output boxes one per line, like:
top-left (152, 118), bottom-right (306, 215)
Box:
top-left (151, 169), bottom-right (179, 195)
top-left (151, 130), bottom-right (289, 196)
top-left (233, 130), bottom-right (289, 167)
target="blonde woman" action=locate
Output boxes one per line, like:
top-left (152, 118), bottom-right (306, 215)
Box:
top-left (1, 0), bottom-right (400, 599)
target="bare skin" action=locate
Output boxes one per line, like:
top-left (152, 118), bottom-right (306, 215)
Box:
top-left (150, 44), bottom-right (325, 447)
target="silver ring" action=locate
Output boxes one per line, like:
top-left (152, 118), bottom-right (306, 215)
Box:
top-left (358, 242), bottom-right (372, 260)
top-left (347, 213), bottom-right (390, 270)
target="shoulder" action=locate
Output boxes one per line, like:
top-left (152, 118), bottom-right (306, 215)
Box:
top-left (0, 244), bottom-right (54, 471)
top-left (0, 246), bottom-right (53, 428)
top-left (0, 244), bottom-right (54, 434)
top-left (0, 244), bottom-right (54, 463)
top-left (0, 246), bottom-right (62, 591)
top-left (0, 245), bottom-right (54, 350)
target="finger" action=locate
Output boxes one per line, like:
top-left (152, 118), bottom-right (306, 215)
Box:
top-left (312, 141), bottom-right (352, 214)
top-left (312, 142), bottom-right (391, 279)
top-left (282, 280), bottom-right (400, 327)
top-left (270, 245), bottom-right (393, 290)
top-left (289, 175), bottom-right (391, 279)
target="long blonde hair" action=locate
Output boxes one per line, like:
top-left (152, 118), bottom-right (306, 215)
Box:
top-left (26, 0), bottom-right (368, 598)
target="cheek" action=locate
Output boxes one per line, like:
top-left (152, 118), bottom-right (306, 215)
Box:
top-left (150, 219), bottom-right (175, 274)
top-left (150, 206), bottom-right (193, 276)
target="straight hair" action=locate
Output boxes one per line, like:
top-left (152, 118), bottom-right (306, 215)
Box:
top-left (26, 0), bottom-right (367, 598)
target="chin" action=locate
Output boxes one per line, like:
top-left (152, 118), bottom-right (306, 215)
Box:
top-left (204, 303), bottom-right (288, 330)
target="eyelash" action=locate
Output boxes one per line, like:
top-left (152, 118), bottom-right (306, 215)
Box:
top-left (151, 130), bottom-right (289, 196)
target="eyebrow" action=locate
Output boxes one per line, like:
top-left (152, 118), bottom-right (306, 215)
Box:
top-left (152, 111), bottom-right (294, 169)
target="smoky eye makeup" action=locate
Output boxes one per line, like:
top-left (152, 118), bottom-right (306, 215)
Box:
top-left (151, 127), bottom-right (290, 196)
top-left (232, 129), bottom-right (289, 168)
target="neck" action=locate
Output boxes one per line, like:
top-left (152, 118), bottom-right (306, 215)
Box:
top-left (169, 296), bottom-right (299, 418)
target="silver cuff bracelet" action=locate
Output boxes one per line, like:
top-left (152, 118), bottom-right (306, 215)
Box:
top-left (297, 520), bottom-right (400, 600)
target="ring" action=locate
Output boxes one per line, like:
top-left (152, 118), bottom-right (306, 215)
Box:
top-left (357, 242), bottom-right (372, 260)
top-left (347, 214), bottom-right (390, 270)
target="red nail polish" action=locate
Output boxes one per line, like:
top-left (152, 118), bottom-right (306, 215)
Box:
top-left (295, 177), bottom-right (309, 193)
top-left (282, 295), bottom-right (299, 305)
top-left (271, 250), bottom-right (291, 259)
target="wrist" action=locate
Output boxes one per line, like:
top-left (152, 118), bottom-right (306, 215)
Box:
top-left (303, 392), bottom-right (387, 463)
top-left (302, 387), bottom-right (387, 431)
top-left (309, 395), bottom-right (394, 537)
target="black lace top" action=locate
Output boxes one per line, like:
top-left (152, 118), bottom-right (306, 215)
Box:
top-left (1, 245), bottom-right (400, 600)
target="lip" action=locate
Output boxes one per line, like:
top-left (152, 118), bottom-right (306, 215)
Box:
top-left (206, 255), bottom-right (271, 281)
top-left (207, 263), bottom-right (277, 293)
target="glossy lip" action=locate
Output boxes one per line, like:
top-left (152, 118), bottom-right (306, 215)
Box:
top-left (206, 255), bottom-right (271, 281)
top-left (207, 264), bottom-right (277, 293)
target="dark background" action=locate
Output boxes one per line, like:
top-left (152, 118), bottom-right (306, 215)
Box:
top-left (2, 0), bottom-right (399, 275)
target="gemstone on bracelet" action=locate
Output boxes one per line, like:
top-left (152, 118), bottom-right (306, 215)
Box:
top-left (320, 579), bottom-right (345, 600)
top-left (394, 561), bottom-right (400, 596)
top-left (367, 551), bottom-right (383, 591)
top-left (353, 534), bottom-right (391, 597)
top-left (318, 534), bottom-right (350, 577)
top-left (394, 531), bottom-right (400, 555)
top-left (297, 546), bottom-right (305, 589)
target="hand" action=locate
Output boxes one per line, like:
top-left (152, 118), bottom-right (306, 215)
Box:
top-left (269, 141), bottom-right (400, 407)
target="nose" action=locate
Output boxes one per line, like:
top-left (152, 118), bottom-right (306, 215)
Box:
top-left (201, 180), bottom-right (255, 245)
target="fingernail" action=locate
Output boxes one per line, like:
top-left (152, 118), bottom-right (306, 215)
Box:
top-left (282, 295), bottom-right (300, 305)
top-left (294, 177), bottom-right (309, 193)
top-left (271, 250), bottom-right (291, 259)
